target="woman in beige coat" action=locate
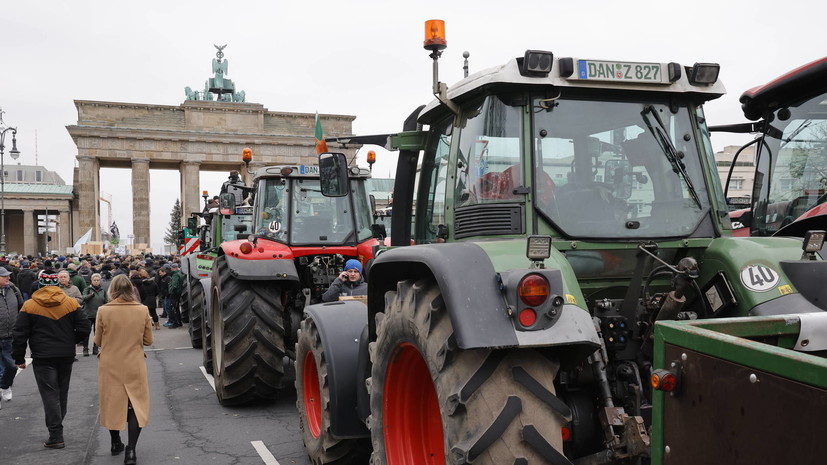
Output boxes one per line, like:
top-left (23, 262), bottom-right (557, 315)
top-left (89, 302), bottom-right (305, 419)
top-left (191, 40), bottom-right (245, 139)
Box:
top-left (95, 274), bottom-right (153, 465)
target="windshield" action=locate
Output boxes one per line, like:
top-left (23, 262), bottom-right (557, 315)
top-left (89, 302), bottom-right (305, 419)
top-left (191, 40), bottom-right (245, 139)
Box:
top-left (752, 90), bottom-right (827, 234)
top-left (254, 178), bottom-right (289, 241)
top-left (533, 96), bottom-right (712, 238)
top-left (254, 178), bottom-right (359, 245)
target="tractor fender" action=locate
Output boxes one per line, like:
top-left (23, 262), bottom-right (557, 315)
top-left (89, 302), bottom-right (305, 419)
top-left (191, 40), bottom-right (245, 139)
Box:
top-left (368, 242), bottom-right (600, 354)
top-left (303, 300), bottom-right (370, 438)
top-left (222, 254), bottom-right (299, 281)
top-left (181, 254), bottom-right (195, 277)
top-left (200, 276), bottom-right (212, 323)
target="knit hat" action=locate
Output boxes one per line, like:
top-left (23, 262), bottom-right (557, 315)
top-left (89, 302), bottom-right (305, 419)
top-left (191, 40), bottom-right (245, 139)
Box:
top-left (344, 259), bottom-right (362, 274)
top-left (38, 270), bottom-right (59, 287)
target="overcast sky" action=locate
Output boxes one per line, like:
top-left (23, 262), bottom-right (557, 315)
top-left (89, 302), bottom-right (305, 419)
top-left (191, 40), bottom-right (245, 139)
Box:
top-left (2, 1), bottom-right (824, 253)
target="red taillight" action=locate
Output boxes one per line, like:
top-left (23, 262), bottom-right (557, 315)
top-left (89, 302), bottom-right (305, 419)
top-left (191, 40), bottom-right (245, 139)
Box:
top-left (196, 254), bottom-right (215, 260)
top-left (561, 426), bottom-right (572, 441)
top-left (518, 274), bottom-right (550, 307)
top-left (220, 208), bottom-right (232, 215)
top-left (651, 369), bottom-right (679, 392)
top-left (518, 308), bottom-right (537, 327)
top-left (239, 242), bottom-right (254, 254)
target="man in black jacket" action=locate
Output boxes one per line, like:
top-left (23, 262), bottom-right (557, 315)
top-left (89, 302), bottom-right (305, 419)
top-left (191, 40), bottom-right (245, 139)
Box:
top-left (0, 267), bottom-right (23, 409)
top-left (16, 261), bottom-right (36, 300)
top-left (12, 272), bottom-right (90, 449)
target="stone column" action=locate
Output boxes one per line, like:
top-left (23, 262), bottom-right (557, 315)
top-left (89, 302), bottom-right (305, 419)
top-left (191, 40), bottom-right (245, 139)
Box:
top-left (76, 156), bottom-right (101, 241)
top-left (132, 159), bottom-right (151, 247)
top-left (180, 161), bottom-right (201, 226)
top-left (22, 208), bottom-right (35, 256)
top-left (58, 208), bottom-right (71, 253)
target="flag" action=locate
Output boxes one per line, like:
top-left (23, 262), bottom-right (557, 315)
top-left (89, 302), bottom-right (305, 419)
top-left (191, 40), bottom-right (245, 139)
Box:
top-left (315, 111), bottom-right (329, 154)
top-left (73, 228), bottom-right (93, 251)
top-left (110, 221), bottom-right (120, 239)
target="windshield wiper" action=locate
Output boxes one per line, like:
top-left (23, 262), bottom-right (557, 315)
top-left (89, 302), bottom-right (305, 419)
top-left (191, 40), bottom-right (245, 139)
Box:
top-left (781, 119), bottom-right (812, 147)
top-left (641, 105), bottom-right (703, 210)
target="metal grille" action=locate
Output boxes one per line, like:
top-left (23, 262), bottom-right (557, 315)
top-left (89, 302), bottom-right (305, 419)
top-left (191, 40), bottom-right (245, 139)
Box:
top-left (454, 203), bottom-right (524, 239)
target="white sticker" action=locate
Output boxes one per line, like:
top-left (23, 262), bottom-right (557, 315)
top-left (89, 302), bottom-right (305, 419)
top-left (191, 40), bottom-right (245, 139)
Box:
top-left (739, 264), bottom-right (779, 292)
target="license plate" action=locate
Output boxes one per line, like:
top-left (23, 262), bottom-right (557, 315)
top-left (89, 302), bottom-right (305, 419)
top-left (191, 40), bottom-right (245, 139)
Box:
top-left (300, 165), bottom-right (320, 175)
top-left (576, 60), bottom-right (666, 84)
top-left (235, 206), bottom-right (253, 215)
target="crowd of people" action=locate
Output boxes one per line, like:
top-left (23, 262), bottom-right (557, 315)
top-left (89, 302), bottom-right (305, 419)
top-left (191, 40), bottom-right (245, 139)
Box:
top-left (0, 251), bottom-right (186, 464)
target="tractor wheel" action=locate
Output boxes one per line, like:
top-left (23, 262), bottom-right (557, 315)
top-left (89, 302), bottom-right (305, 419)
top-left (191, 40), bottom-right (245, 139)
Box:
top-left (188, 281), bottom-right (204, 349)
top-left (368, 279), bottom-right (571, 465)
top-left (201, 298), bottom-right (213, 374)
top-left (180, 280), bottom-right (191, 324)
top-left (210, 255), bottom-right (285, 405)
top-left (295, 317), bottom-right (370, 464)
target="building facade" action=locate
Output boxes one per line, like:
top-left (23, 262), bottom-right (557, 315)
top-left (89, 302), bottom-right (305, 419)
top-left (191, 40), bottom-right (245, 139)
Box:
top-left (2, 164), bottom-right (73, 255)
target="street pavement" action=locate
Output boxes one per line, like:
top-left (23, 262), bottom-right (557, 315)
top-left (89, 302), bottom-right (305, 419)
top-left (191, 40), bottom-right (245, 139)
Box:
top-left (0, 323), bottom-right (314, 465)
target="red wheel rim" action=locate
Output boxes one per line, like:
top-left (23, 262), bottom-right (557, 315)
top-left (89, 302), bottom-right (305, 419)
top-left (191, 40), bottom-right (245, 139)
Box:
top-left (303, 351), bottom-right (322, 438)
top-left (384, 343), bottom-right (445, 465)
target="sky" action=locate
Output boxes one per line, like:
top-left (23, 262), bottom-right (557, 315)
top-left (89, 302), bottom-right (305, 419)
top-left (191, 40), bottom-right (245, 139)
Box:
top-left (1, 1), bottom-right (824, 253)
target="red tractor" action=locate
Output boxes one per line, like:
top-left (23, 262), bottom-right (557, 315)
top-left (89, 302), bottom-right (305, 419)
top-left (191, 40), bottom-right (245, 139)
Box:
top-left (713, 56), bottom-right (827, 237)
top-left (207, 161), bottom-right (380, 405)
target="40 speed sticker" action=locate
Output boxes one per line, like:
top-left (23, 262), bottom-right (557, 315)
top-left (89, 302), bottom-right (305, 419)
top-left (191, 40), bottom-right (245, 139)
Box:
top-left (740, 264), bottom-right (780, 292)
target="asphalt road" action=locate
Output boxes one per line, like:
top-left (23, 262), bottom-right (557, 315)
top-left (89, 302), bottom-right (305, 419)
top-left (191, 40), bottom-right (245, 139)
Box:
top-left (0, 324), bottom-right (314, 465)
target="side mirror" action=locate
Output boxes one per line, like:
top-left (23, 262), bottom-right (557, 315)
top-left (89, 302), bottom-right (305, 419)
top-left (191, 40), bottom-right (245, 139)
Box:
top-left (186, 217), bottom-right (198, 235)
top-left (369, 194), bottom-right (377, 214)
top-left (371, 223), bottom-right (387, 240)
top-left (219, 193), bottom-right (236, 215)
top-left (319, 152), bottom-right (350, 197)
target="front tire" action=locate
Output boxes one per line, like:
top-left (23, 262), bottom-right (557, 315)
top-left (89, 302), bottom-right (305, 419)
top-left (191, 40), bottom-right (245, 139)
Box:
top-left (295, 317), bottom-right (369, 464)
top-left (188, 281), bottom-right (204, 349)
top-left (368, 278), bottom-right (571, 465)
top-left (180, 277), bottom-right (191, 324)
top-left (210, 255), bottom-right (285, 405)
top-left (202, 298), bottom-right (213, 374)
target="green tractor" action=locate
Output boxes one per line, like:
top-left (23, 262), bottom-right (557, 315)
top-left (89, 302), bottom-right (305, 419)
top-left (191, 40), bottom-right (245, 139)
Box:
top-left (294, 22), bottom-right (826, 465)
top-left (180, 172), bottom-right (253, 356)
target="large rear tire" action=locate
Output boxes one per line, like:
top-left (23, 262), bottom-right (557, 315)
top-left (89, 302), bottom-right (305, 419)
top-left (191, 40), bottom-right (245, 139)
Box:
top-left (188, 281), bottom-right (204, 349)
top-left (210, 255), bottom-right (285, 405)
top-left (368, 279), bottom-right (572, 465)
top-left (295, 317), bottom-right (370, 464)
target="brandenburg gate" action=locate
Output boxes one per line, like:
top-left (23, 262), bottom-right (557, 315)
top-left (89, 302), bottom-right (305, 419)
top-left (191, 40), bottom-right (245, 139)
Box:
top-left (66, 46), bottom-right (357, 246)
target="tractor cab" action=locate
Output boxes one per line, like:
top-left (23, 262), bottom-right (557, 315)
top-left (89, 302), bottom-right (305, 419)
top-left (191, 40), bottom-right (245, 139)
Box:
top-left (251, 165), bottom-right (375, 246)
top-left (716, 57), bottom-right (827, 237)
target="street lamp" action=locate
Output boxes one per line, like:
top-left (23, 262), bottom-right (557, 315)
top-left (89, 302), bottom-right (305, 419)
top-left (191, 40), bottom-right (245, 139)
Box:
top-left (0, 122), bottom-right (20, 254)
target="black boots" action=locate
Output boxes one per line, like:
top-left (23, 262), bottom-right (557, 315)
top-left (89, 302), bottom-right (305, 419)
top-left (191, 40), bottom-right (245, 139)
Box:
top-left (44, 437), bottom-right (65, 449)
top-left (111, 436), bottom-right (124, 455)
top-left (124, 446), bottom-right (137, 464)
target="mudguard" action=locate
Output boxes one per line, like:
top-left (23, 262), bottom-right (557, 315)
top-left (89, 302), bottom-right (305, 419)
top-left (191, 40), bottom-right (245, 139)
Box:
top-left (303, 301), bottom-right (370, 439)
top-left (200, 276), bottom-right (213, 324)
top-left (368, 242), bottom-right (600, 353)
top-left (224, 255), bottom-right (299, 281)
top-left (180, 254), bottom-right (194, 276)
